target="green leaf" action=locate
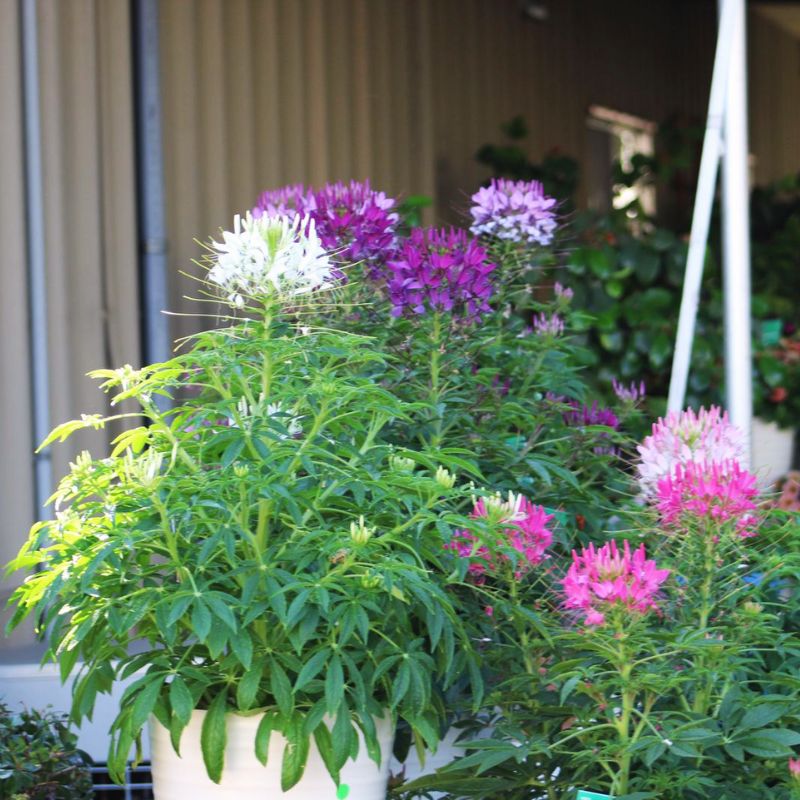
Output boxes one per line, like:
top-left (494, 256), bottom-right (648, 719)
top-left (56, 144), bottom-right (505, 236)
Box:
top-left (588, 248), bottom-right (614, 279)
top-left (131, 674), bottom-right (166, 731)
top-left (270, 660), bottom-right (294, 718)
top-left (737, 730), bottom-right (797, 758)
top-left (205, 593), bottom-right (237, 631)
top-left (281, 714), bottom-right (310, 791)
top-left (169, 677), bottom-right (194, 726)
top-left (200, 690), bottom-right (228, 784)
top-left (313, 724), bottom-right (339, 783)
top-left (236, 663), bottom-right (263, 712)
top-left (331, 704), bottom-right (353, 771)
top-left (740, 702), bottom-right (792, 731)
top-left (649, 332), bottom-right (672, 369)
top-left (255, 711), bottom-right (277, 766)
top-left (221, 438), bottom-right (245, 468)
top-left (230, 630), bottom-right (254, 670)
top-left (294, 650), bottom-right (329, 693)
top-left (191, 600), bottom-right (212, 642)
top-left (724, 742), bottom-right (745, 762)
top-left (391, 662), bottom-right (410, 709)
top-left (166, 594), bottom-right (193, 626)
top-left (559, 674), bottom-right (581, 705)
top-left (325, 655), bottom-right (345, 715)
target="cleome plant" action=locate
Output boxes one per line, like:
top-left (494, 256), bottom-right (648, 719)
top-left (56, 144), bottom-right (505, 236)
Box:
top-left (6, 213), bottom-right (482, 791)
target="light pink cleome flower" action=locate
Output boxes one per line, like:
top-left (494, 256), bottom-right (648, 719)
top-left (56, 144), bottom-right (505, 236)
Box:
top-left (789, 757), bottom-right (800, 779)
top-left (656, 459), bottom-right (759, 537)
top-left (447, 492), bottom-right (553, 579)
top-left (561, 540), bottom-right (670, 627)
top-left (636, 406), bottom-right (746, 497)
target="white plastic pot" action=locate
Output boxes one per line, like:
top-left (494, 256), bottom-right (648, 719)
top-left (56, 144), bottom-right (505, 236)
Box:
top-left (149, 711), bottom-right (394, 800)
top-left (751, 417), bottom-right (795, 489)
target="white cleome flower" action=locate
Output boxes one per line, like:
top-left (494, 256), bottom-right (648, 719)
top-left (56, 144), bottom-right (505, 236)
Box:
top-left (208, 212), bottom-right (337, 306)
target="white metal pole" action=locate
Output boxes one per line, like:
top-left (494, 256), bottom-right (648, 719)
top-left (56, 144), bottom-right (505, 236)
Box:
top-left (720, 0), bottom-right (752, 465)
top-left (667, 0), bottom-right (737, 413)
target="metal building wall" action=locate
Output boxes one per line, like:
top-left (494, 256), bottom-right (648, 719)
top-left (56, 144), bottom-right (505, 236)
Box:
top-left (0, 0), bottom-right (140, 657)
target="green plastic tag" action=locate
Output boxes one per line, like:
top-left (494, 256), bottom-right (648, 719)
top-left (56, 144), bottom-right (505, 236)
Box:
top-left (761, 319), bottom-right (783, 346)
top-left (576, 791), bottom-right (613, 800)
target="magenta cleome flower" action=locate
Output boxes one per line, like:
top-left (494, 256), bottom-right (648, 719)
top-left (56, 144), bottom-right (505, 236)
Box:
top-left (470, 178), bottom-right (558, 246)
top-left (304, 180), bottom-right (399, 276)
top-left (562, 540), bottom-right (670, 627)
top-left (447, 492), bottom-right (554, 580)
top-left (384, 227), bottom-right (496, 320)
top-left (253, 180), bottom-right (399, 276)
top-left (656, 459), bottom-right (759, 537)
top-left (789, 757), bottom-right (800, 780)
top-left (636, 406), bottom-right (746, 498)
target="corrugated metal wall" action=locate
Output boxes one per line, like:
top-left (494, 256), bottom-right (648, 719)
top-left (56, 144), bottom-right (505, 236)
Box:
top-left (750, 10), bottom-right (800, 184)
top-left (0, 0), bottom-right (140, 656)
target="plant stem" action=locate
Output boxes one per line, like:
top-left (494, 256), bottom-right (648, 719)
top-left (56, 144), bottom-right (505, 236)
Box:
top-left (429, 313), bottom-right (443, 448)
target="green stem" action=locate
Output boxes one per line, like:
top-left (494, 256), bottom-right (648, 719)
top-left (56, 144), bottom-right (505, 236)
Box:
top-left (693, 534), bottom-right (717, 715)
top-left (509, 572), bottom-right (536, 676)
top-left (429, 313), bottom-right (443, 448)
top-left (611, 633), bottom-right (634, 797)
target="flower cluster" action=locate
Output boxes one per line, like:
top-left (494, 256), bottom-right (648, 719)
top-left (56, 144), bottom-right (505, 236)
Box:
top-left (563, 400), bottom-right (620, 430)
top-left (790, 757), bottom-right (800, 784)
top-left (253, 180), bottom-right (399, 277)
top-left (636, 406), bottom-right (746, 497)
top-left (612, 378), bottom-right (646, 404)
top-left (384, 227), bottom-right (496, 320)
top-left (469, 178), bottom-right (558, 246)
top-left (448, 492), bottom-right (553, 580)
top-left (554, 281), bottom-right (573, 301)
top-left (253, 183), bottom-right (307, 216)
top-left (656, 459), bottom-right (758, 537)
top-left (208, 213), bottom-right (337, 306)
top-left (562, 540), bottom-right (670, 627)
top-left (533, 312), bottom-right (565, 337)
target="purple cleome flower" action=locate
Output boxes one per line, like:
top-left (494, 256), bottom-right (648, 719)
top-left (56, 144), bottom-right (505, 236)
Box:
top-left (470, 178), bottom-right (558, 246)
top-left (563, 400), bottom-right (620, 456)
top-left (533, 312), bottom-right (565, 336)
top-left (253, 180), bottom-right (399, 277)
top-left (563, 400), bottom-right (620, 430)
top-left (612, 378), bottom-right (646, 403)
top-left (554, 281), bottom-right (573, 301)
top-left (253, 183), bottom-right (307, 216)
top-left (384, 227), bottom-right (497, 320)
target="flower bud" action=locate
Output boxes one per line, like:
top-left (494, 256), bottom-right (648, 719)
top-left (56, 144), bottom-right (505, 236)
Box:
top-left (349, 516), bottom-right (374, 545)
top-left (434, 466), bottom-right (456, 489)
top-left (233, 463), bottom-right (250, 479)
top-left (360, 573), bottom-right (383, 590)
top-left (389, 454), bottom-right (416, 473)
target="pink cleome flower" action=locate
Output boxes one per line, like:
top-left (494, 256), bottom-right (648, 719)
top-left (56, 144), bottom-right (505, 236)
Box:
top-left (447, 493), bottom-right (553, 580)
top-left (789, 757), bottom-right (800, 779)
top-left (561, 540), bottom-right (670, 627)
top-left (636, 406), bottom-right (746, 497)
top-left (656, 459), bottom-right (759, 537)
